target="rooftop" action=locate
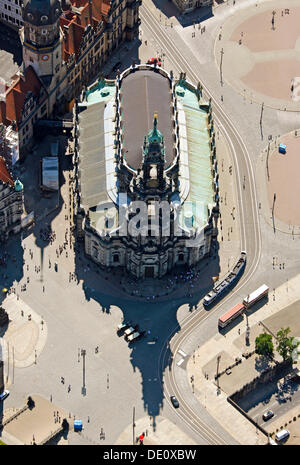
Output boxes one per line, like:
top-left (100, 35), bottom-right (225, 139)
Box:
top-left (0, 66), bottom-right (43, 128)
top-left (120, 70), bottom-right (174, 170)
top-left (77, 66), bottom-right (215, 232)
top-left (175, 82), bottom-right (214, 228)
top-left (0, 156), bottom-right (14, 187)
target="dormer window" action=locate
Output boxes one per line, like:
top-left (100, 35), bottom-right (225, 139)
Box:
top-left (27, 13), bottom-right (33, 20)
top-left (41, 15), bottom-right (48, 22)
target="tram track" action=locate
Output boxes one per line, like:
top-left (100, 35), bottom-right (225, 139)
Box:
top-left (141, 3), bottom-right (262, 444)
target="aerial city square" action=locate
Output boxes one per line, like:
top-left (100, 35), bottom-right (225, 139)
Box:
top-left (0, 0), bottom-right (300, 451)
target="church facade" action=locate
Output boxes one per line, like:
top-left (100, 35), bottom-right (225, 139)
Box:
top-left (73, 64), bottom-right (219, 279)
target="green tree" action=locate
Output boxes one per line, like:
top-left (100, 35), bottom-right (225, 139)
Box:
top-left (276, 327), bottom-right (299, 362)
top-left (255, 332), bottom-right (274, 358)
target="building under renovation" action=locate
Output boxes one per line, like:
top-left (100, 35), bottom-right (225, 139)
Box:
top-left (73, 64), bottom-right (219, 279)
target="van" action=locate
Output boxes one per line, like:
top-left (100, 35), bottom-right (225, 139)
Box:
top-left (275, 430), bottom-right (290, 442)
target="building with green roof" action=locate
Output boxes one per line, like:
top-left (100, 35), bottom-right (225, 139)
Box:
top-left (73, 64), bottom-right (219, 279)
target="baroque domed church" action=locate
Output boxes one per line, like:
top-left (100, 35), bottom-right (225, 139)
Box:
top-left (74, 65), bottom-right (219, 279)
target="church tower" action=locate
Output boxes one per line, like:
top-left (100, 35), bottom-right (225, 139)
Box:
top-left (21, 0), bottom-right (62, 89)
top-left (140, 113), bottom-right (166, 191)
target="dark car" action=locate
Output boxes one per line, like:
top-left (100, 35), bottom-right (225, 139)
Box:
top-left (263, 410), bottom-right (274, 421)
top-left (170, 396), bottom-right (179, 408)
top-left (0, 390), bottom-right (9, 402)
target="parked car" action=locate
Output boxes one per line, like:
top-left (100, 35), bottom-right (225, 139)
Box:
top-left (263, 410), bottom-right (274, 421)
top-left (170, 396), bottom-right (179, 408)
top-left (275, 429), bottom-right (290, 442)
top-left (123, 325), bottom-right (138, 339)
top-left (117, 321), bottom-right (131, 335)
top-left (0, 390), bottom-right (9, 402)
top-left (147, 57), bottom-right (162, 66)
top-left (127, 331), bottom-right (145, 343)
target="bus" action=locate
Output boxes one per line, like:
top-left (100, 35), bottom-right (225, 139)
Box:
top-left (243, 284), bottom-right (269, 309)
top-left (218, 302), bottom-right (245, 329)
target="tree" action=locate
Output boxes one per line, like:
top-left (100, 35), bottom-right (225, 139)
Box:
top-left (255, 332), bottom-right (274, 358)
top-left (276, 327), bottom-right (299, 362)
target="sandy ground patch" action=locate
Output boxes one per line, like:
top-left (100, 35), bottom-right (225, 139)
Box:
top-left (267, 135), bottom-right (300, 226)
top-left (241, 59), bottom-right (300, 101)
top-left (3, 395), bottom-right (68, 445)
top-left (230, 7), bottom-right (300, 52)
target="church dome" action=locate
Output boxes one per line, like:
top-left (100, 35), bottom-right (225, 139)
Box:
top-left (14, 179), bottom-right (24, 192)
top-left (23, 0), bottom-right (62, 26)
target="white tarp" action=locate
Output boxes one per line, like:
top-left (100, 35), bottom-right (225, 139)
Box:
top-left (42, 157), bottom-right (59, 191)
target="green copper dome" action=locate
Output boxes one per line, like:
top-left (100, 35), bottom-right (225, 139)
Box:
top-left (14, 179), bottom-right (23, 192)
top-left (147, 113), bottom-right (164, 144)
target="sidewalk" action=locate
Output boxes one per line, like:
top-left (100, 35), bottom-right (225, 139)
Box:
top-left (115, 415), bottom-right (196, 446)
top-left (215, 125), bottom-right (241, 278)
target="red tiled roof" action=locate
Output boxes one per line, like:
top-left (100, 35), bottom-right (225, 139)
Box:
top-left (61, 0), bottom-right (111, 61)
top-left (3, 66), bottom-right (42, 128)
top-left (101, 0), bottom-right (111, 16)
top-left (0, 156), bottom-right (13, 186)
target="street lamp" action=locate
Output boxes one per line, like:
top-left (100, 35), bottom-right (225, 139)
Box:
top-left (266, 142), bottom-right (270, 180)
top-left (132, 406), bottom-right (136, 445)
top-left (220, 48), bottom-right (224, 86)
top-left (81, 349), bottom-right (86, 395)
top-left (260, 102), bottom-right (264, 139)
top-left (271, 10), bottom-right (276, 30)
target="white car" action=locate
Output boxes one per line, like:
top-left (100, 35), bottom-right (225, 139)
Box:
top-left (0, 390), bottom-right (9, 401)
top-left (124, 327), bottom-right (136, 337)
